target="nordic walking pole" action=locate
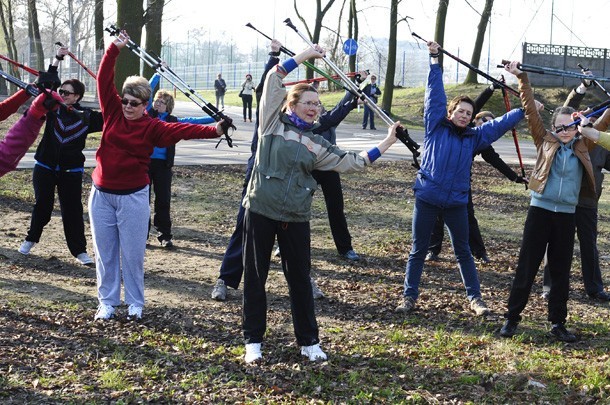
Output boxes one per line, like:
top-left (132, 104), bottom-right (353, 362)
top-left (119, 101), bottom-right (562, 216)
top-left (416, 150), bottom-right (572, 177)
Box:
top-left (0, 54), bottom-right (39, 76)
top-left (284, 18), bottom-right (421, 168)
top-left (55, 42), bottom-right (97, 80)
top-left (577, 63), bottom-right (610, 99)
top-left (105, 25), bottom-right (235, 147)
top-left (245, 23), bottom-right (344, 88)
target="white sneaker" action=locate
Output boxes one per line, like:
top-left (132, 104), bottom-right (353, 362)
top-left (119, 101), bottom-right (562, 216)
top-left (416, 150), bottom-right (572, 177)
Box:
top-left (211, 279), bottom-right (227, 301)
top-left (94, 304), bottom-right (115, 320)
top-left (310, 277), bottom-right (325, 299)
top-left (245, 343), bottom-right (262, 363)
top-left (301, 344), bottom-right (327, 361)
top-left (76, 252), bottom-right (94, 266)
top-left (127, 304), bottom-right (143, 321)
top-left (18, 241), bottom-right (36, 255)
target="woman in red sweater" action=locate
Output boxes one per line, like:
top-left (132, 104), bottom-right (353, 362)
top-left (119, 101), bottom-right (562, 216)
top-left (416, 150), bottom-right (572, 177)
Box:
top-left (90, 30), bottom-right (224, 321)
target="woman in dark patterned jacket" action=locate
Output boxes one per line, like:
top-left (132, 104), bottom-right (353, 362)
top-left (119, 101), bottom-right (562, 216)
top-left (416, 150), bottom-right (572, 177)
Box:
top-left (19, 46), bottom-right (102, 266)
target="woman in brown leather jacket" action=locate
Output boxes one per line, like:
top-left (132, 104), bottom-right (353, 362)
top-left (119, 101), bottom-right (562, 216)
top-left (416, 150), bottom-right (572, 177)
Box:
top-left (500, 61), bottom-right (610, 343)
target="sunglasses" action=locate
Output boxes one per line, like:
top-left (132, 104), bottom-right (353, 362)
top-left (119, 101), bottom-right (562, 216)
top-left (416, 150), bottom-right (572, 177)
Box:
top-left (59, 89), bottom-right (75, 96)
top-left (121, 98), bottom-right (144, 107)
top-left (481, 116), bottom-right (494, 123)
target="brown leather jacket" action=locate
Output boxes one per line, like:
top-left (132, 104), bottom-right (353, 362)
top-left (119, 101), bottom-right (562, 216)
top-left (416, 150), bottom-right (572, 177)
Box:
top-left (518, 73), bottom-right (596, 200)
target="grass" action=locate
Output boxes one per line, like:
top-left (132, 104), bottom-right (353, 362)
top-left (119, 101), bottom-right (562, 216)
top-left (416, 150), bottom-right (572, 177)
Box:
top-left (2, 89), bottom-right (610, 402)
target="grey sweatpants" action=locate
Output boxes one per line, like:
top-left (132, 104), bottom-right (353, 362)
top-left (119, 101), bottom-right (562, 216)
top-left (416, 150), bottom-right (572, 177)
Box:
top-left (88, 186), bottom-right (150, 307)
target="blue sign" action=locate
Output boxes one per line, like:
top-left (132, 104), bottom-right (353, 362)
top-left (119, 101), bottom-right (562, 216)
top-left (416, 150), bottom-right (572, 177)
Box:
top-left (343, 38), bottom-right (358, 56)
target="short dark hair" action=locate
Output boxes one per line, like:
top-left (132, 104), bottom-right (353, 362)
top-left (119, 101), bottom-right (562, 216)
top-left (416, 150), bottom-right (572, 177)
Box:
top-left (61, 79), bottom-right (85, 102)
top-left (447, 95), bottom-right (475, 115)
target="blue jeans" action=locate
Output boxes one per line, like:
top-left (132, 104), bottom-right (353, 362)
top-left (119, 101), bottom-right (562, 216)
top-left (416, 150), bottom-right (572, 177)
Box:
top-left (403, 198), bottom-right (481, 301)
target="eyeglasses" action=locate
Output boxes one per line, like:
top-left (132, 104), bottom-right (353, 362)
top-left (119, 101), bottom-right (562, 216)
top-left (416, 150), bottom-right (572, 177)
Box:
top-left (555, 125), bottom-right (578, 132)
top-left (298, 101), bottom-right (322, 109)
top-left (153, 99), bottom-right (167, 105)
top-left (121, 98), bottom-right (144, 107)
top-left (59, 89), bottom-right (75, 96)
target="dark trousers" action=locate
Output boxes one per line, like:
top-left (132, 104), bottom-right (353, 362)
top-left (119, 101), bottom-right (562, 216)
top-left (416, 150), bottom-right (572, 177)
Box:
top-left (362, 104), bottom-right (376, 129)
top-left (242, 94), bottom-right (253, 121)
top-left (148, 159), bottom-right (173, 241)
top-left (505, 206), bottom-right (575, 324)
top-left (242, 210), bottom-right (319, 346)
top-left (429, 188), bottom-right (486, 257)
top-left (311, 170), bottom-right (352, 254)
top-left (542, 205), bottom-right (604, 295)
top-left (218, 157), bottom-right (255, 289)
top-left (26, 165), bottom-right (86, 257)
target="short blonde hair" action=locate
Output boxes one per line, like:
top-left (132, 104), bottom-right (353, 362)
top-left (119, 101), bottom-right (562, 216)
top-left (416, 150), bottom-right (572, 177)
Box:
top-left (475, 111), bottom-right (494, 120)
top-left (122, 75), bottom-right (151, 103)
top-left (155, 90), bottom-right (175, 114)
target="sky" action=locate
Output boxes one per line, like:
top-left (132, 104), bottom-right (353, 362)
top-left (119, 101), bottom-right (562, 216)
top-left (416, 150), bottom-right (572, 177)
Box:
top-left (155, 0), bottom-right (610, 64)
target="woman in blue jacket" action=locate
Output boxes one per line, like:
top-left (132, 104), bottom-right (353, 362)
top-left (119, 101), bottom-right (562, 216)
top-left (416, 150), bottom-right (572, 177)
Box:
top-left (146, 73), bottom-right (215, 247)
top-left (396, 41), bottom-right (526, 316)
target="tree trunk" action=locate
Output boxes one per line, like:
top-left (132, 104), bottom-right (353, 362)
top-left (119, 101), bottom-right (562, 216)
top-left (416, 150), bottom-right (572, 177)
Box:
top-left (347, 0), bottom-right (358, 74)
top-left (27, 0), bottom-right (45, 71)
top-left (0, 0), bottom-right (19, 91)
top-left (464, 0), bottom-right (493, 84)
top-left (115, 0), bottom-right (145, 91)
top-left (381, 0), bottom-right (398, 113)
top-left (434, 0), bottom-right (449, 70)
top-left (94, 0), bottom-right (104, 74)
top-left (294, 0), bottom-right (337, 79)
top-left (143, 0), bottom-right (164, 84)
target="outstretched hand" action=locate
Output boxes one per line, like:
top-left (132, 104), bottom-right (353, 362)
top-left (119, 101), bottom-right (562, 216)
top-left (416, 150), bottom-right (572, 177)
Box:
top-left (270, 39), bottom-right (282, 53)
top-left (29, 91), bottom-right (63, 119)
top-left (113, 29), bottom-right (130, 49)
top-left (515, 175), bottom-right (529, 185)
top-left (504, 61), bottom-right (522, 76)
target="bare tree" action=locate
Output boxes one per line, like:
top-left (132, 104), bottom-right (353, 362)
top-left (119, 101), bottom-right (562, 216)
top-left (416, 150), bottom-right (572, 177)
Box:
top-left (434, 0), bottom-right (449, 69)
top-left (464, 0), bottom-right (493, 84)
top-left (27, 0), bottom-right (45, 70)
top-left (0, 0), bottom-right (21, 90)
top-left (94, 0), bottom-right (103, 69)
top-left (143, 0), bottom-right (164, 82)
top-left (347, 0), bottom-right (358, 74)
top-left (294, 0), bottom-right (338, 79)
top-left (115, 0), bottom-right (145, 90)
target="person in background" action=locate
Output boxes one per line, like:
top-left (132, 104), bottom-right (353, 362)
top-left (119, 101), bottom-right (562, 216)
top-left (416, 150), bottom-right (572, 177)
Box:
top-left (361, 75), bottom-right (381, 130)
top-left (395, 41), bottom-right (526, 317)
top-left (241, 74), bottom-right (255, 122)
top-left (147, 72), bottom-right (215, 249)
top-left (0, 91), bottom-right (62, 177)
top-left (241, 42), bottom-right (399, 364)
top-left (500, 61), bottom-right (607, 343)
top-left (19, 46), bottom-right (102, 266)
top-left (90, 30), bottom-right (224, 322)
top-left (214, 73), bottom-right (226, 109)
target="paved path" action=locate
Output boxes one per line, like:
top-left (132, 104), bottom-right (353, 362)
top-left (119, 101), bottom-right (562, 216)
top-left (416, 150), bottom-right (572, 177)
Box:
top-left (17, 100), bottom-right (537, 169)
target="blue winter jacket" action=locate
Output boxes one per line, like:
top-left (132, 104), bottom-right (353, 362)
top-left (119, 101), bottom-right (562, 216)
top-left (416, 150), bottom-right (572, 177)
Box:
top-left (414, 63), bottom-right (525, 207)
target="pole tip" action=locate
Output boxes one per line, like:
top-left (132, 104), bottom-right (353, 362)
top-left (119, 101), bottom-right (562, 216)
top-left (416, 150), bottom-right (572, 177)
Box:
top-left (245, 23), bottom-right (253, 28)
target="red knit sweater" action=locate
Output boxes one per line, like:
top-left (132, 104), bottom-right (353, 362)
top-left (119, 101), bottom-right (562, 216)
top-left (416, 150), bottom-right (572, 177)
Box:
top-left (0, 90), bottom-right (30, 122)
top-left (93, 43), bottom-right (219, 191)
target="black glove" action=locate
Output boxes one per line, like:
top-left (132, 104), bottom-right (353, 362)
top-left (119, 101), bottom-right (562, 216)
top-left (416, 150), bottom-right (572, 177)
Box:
top-left (515, 175), bottom-right (529, 184)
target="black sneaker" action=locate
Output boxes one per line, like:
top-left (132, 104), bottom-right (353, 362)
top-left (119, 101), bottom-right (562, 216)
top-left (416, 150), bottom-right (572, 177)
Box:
top-left (588, 291), bottom-right (610, 302)
top-left (550, 324), bottom-right (577, 342)
top-left (425, 251), bottom-right (440, 261)
top-left (160, 239), bottom-right (174, 249)
top-left (474, 253), bottom-right (491, 264)
top-left (500, 319), bottom-right (518, 337)
top-left (342, 250), bottom-right (360, 261)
